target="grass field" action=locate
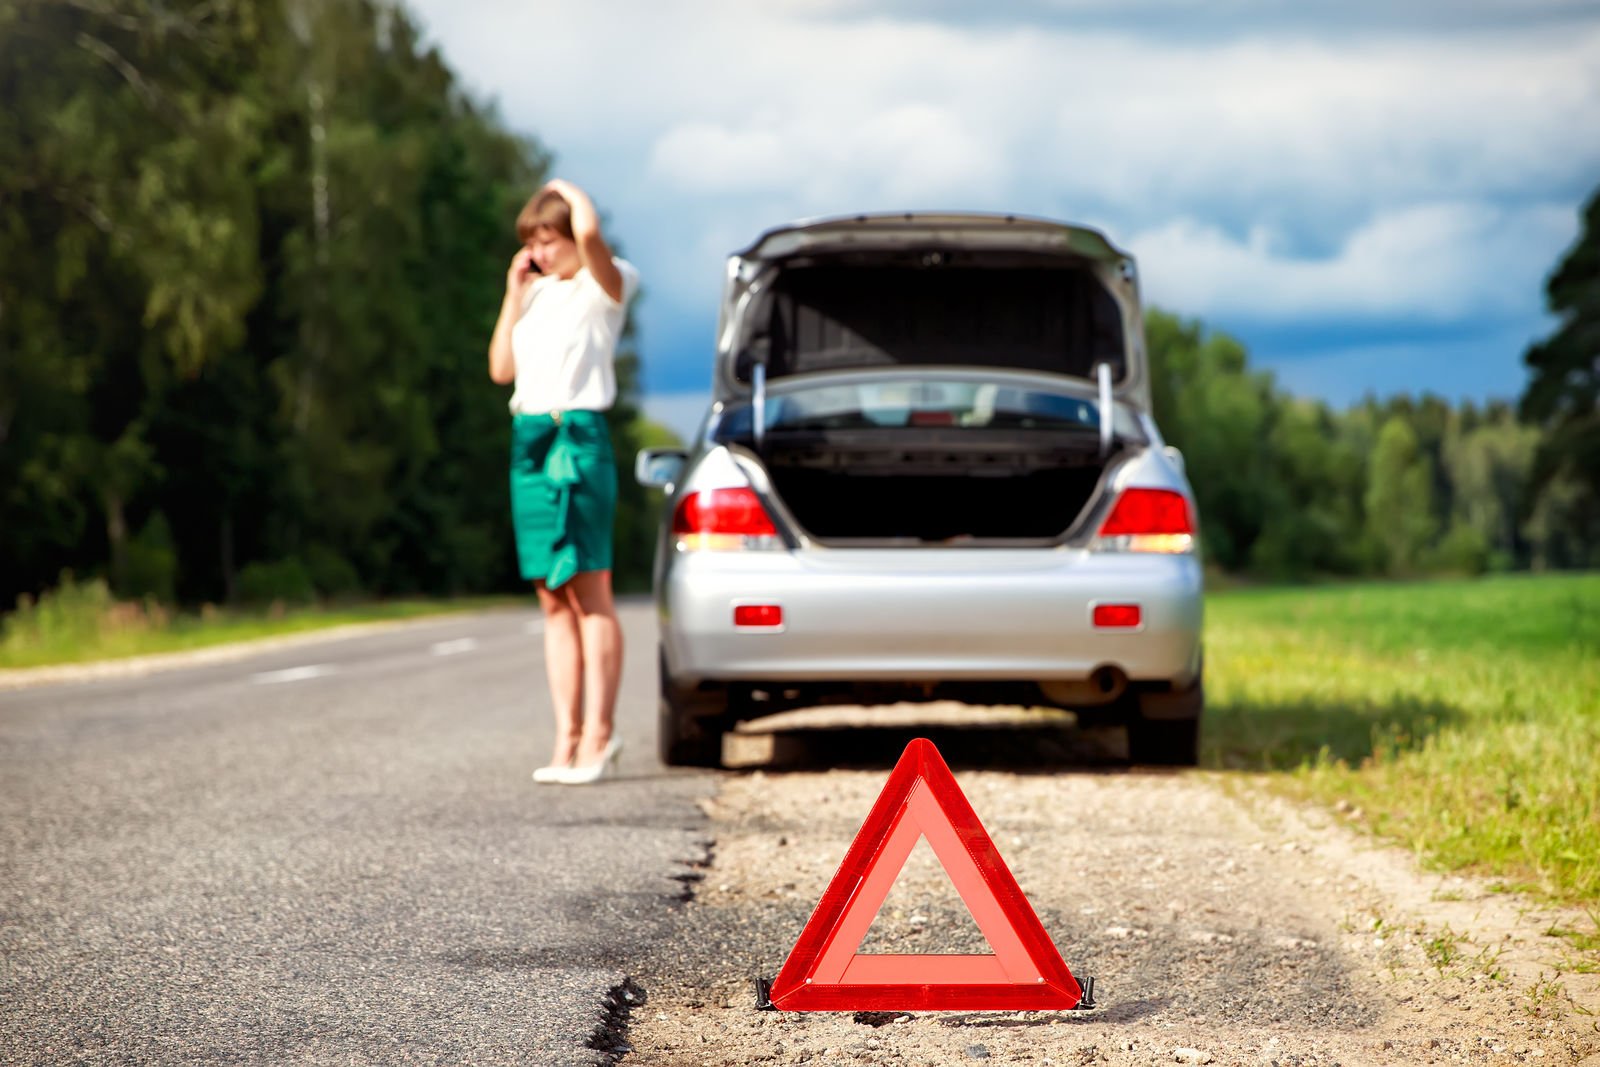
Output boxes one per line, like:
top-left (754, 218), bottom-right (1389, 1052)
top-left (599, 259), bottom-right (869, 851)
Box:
top-left (0, 578), bottom-right (516, 671)
top-left (1203, 573), bottom-right (1600, 923)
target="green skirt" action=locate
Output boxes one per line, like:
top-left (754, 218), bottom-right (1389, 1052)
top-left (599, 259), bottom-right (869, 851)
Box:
top-left (509, 411), bottom-right (616, 588)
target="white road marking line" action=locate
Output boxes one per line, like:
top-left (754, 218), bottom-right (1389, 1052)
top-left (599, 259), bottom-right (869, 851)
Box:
top-left (250, 664), bottom-right (335, 685)
top-left (431, 637), bottom-right (479, 657)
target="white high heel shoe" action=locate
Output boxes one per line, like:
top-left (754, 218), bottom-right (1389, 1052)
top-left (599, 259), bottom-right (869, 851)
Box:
top-left (531, 760), bottom-right (573, 784)
top-left (532, 742), bottom-right (580, 784)
top-left (556, 737), bottom-right (622, 785)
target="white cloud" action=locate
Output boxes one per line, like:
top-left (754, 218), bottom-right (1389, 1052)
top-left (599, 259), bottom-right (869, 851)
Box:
top-left (647, 104), bottom-right (1003, 204)
top-left (399, 0), bottom-right (1600, 398)
top-left (649, 123), bottom-right (791, 193)
top-left (1130, 200), bottom-right (1578, 321)
top-left (407, 1), bottom-right (1600, 225)
top-left (1044, 34), bottom-right (1600, 228)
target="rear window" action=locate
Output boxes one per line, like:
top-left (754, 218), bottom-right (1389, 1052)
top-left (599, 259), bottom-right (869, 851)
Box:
top-left (713, 379), bottom-right (1102, 439)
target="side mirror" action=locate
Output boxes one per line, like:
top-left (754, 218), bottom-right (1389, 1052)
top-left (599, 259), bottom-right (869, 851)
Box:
top-left (635, 448), bottom-right (688, 490)
top-left (1162, 445), bottom-right (1186, 476)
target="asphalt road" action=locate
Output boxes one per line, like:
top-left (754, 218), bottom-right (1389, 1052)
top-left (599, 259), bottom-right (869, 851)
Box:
top-left (0, 601), bottom-right (713, 1066)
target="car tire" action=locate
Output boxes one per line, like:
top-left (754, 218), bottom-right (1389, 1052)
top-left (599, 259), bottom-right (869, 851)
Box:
top-left (658, 648), bottom-right (728, 768)
top-left (1126, 677), bottom-right (1203, 767)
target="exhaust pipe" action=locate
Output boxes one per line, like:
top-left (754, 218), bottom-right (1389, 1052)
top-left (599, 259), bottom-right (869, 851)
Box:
top-left (1090, 665), bottom-right (1128, 702)
top-left (1039, 666), bottom-right (1129, 707)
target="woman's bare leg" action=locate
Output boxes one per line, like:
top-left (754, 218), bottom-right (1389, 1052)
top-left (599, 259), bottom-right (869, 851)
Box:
top-left (566, 569), bottom-right (623, 764)
top-left (534, 579), bottom-right (584, 766)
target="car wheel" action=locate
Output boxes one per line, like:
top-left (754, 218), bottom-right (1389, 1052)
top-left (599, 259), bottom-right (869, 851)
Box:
top-left (658, 648), bottom-right (728, 768)
top-left (1126, 677), bottom-right (1203, 767)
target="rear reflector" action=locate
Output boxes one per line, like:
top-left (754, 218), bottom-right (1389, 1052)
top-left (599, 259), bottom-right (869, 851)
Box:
top-left (734, 604), bottom-right (783, 628)
top-left (1093, 488), bottom-right (1195, 554)
top-left (673, 488), bottom-right (780, 551)
top-left (1092, 603), bottom-right (1142, 629)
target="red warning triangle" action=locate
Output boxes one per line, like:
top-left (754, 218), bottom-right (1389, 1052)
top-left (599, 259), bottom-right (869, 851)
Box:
top-left (766, 738), bottom-right (1087, 1011)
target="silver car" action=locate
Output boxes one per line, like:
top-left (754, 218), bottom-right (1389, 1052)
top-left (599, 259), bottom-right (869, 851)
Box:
top-left (637, 213), bottom-right (1203, 768)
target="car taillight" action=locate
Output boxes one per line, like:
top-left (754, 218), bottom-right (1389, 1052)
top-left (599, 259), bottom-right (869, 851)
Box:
top-left (1092, 488), bottom-right (1195, 554)
top-left (673, 488), bottom-right (781, 551)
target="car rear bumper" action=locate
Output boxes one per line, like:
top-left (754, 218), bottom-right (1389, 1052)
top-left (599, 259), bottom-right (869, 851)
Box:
top-left (659, 547), bottom-right (1202, 686)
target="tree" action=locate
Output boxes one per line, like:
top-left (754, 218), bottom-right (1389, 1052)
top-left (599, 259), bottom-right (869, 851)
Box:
top-left (1365, 416), bottom-right (1439, 575)
top-left (1249, 397), bottom-right (1367, 578)
top-left (0, 0), bottom-right (610, 608)
top-left (1145, 310), bottom-right (1278, 570)
top-left (0, 0), bottom-right (265, 601)
top-left (1520, 183), bottom-right (1600, 565)
top-left (1442, 408), bottom-right (1539, 569)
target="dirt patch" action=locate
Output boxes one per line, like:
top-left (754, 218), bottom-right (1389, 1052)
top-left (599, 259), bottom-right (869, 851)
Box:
top-left (625, 737), bottom-right (1599, 1066)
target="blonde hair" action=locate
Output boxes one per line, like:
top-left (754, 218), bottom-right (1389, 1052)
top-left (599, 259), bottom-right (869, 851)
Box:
top-left (516, 188), bottom-right (573, 242)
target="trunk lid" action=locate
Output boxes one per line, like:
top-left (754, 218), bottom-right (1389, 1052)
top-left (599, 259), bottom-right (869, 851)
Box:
top-left (714, 212), bottom-right (1149, 411)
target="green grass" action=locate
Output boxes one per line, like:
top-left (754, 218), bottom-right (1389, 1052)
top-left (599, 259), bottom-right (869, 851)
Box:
top-left (1203, 573), bottom-right (1600, 910)
top-left (0, 578), bottom-right (517, 670)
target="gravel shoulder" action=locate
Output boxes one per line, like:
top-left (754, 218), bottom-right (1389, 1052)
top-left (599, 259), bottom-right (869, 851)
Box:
top-left (625, 729), bottom-right (1600, 1067)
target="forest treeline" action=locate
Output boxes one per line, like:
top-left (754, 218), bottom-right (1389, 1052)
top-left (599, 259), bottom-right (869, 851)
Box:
top-left (1148, 299), bottom-right (1598, 580)
top-left (1, 0), bottom-right (669, 607)
top-left (3, 0), bottom-right (1596, 616)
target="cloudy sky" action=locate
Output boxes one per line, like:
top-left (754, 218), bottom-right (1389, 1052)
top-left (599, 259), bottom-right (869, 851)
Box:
top-left (401, 0), bottom-right (1600, 441)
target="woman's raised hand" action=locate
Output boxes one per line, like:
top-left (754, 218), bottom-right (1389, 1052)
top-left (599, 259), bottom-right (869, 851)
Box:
top-left (543, 179), bottom-right (599, 237)
top-left (542, 177), bottom-right (580, 202)
top-left (538, 178), bottom-right (620, 301)
top-left (505, 247), bottom-right (536, 299)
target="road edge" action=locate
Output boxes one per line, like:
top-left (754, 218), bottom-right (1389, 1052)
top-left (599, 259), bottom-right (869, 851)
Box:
top-left (0, 609), bottom-right (526, 692)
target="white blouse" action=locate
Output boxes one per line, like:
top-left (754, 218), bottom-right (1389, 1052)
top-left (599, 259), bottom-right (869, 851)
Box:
top-left (509, 258), bottom-right (639, 414)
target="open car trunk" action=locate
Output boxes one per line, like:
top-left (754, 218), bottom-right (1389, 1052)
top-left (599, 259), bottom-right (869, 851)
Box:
top-left (759, 428), bottom-right (1114, 543)
top-left (713, 228), bottom-right (1141, 545)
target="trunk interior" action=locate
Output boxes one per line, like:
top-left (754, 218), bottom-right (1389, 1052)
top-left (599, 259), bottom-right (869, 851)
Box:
top-left (750, 428), bottom-right (1116, 544)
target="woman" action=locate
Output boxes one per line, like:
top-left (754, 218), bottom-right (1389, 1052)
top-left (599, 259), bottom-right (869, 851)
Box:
top-left (488, 178), bottom-right (639, 785)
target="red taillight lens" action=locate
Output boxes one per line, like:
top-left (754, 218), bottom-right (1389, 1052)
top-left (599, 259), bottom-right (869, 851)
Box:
top-left (672, 488), bottom-right (781, 551)
top-left (1093, 603), bottom-right (1142, 629)
top-left (673, 488), bottom-right (777, 537)
top-left (1098, 488), bottom-right (1193, 536)
top-left (1092, 488), bottom-right (1195, 554)
top-left (734, 604), bottom-right (783, 628)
